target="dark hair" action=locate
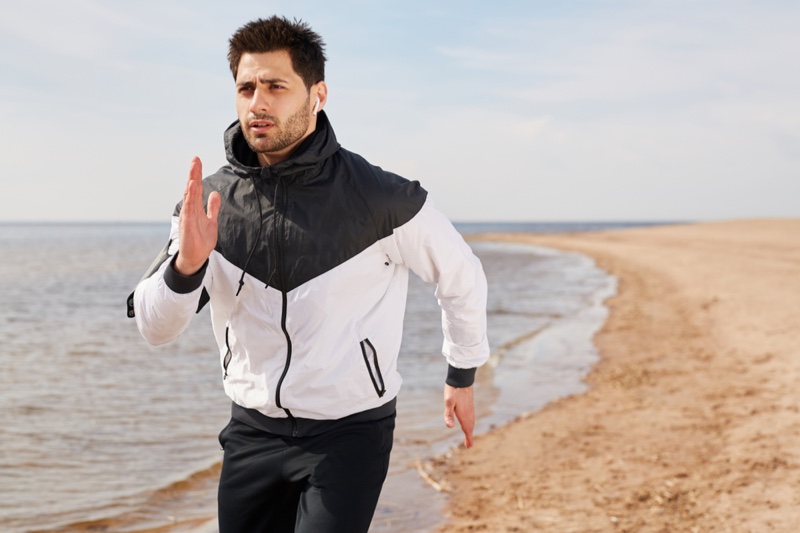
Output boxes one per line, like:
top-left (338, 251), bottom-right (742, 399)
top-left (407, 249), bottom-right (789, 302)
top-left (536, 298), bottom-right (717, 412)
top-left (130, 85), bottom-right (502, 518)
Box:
top-left (228, 16), bottom-right (326, 90)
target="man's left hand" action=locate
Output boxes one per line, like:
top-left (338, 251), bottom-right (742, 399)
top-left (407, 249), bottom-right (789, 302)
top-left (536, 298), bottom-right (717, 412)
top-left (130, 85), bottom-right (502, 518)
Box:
top-left (443, 384), bottom-right (475, 448)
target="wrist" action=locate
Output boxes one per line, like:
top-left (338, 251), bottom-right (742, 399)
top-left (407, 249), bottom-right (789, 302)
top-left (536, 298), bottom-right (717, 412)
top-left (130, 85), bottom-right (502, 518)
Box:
top-left (165, 254), bottom-right (208, 294)
top-left (174, 253), bottom-right (206, 276)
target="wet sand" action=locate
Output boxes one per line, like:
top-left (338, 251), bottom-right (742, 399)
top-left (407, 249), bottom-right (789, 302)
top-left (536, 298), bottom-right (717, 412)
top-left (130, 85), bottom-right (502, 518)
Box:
top-left (432, 219), bottom-right (800, 532)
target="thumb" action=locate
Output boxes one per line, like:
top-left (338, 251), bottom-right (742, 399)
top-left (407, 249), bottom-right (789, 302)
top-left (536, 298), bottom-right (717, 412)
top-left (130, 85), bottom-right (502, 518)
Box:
top-left (444, 401), bottom-right (455, 428)
top-left (207, 191), bottom-right (222, 222)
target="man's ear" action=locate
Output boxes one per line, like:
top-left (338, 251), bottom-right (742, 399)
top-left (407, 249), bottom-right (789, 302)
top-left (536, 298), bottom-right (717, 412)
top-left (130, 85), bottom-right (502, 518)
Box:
top-left (312, 81), bottom-right (328, 115)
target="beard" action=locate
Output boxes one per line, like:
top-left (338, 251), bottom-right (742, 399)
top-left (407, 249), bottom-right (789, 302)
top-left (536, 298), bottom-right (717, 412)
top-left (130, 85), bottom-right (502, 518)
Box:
top-left (243, 96), bottom-right (311, 156)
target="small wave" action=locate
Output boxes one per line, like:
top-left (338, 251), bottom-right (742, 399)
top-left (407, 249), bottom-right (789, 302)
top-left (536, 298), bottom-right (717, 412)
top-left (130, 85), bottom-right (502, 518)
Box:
top-left (489, 308), bottom-right (563, 319)
top-left (483, 322), bottom-right (552, 369)
top-left (32, 463), bottom-right (221, 533)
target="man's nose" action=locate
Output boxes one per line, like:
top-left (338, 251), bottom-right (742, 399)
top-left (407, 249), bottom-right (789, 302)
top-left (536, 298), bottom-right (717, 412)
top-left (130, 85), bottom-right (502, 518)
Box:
top-left (250, 87), bottom-right (270, 114)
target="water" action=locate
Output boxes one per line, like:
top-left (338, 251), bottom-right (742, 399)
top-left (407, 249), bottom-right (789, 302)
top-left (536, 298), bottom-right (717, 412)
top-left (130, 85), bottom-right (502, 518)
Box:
top-left (0, 221), bottom-right (623, 532)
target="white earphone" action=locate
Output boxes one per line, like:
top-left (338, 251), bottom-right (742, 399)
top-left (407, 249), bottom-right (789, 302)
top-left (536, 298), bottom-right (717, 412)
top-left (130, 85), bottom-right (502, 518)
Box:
top-left (313, 97), bottom-right (320, 116)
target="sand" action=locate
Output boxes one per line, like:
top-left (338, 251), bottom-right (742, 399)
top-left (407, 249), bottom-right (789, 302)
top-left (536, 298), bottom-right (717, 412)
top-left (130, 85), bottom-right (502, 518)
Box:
top-left (431, 219), bottom-right (800, 533)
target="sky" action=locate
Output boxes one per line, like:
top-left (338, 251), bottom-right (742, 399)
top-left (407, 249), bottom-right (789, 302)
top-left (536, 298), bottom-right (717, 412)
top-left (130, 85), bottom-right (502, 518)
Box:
top-left (1, 0), bottom-right (798, 222)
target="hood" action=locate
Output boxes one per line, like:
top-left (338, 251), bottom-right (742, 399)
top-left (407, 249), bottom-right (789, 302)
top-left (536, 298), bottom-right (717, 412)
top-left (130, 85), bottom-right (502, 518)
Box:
top-left (223, 109), bottom-right (341, 182)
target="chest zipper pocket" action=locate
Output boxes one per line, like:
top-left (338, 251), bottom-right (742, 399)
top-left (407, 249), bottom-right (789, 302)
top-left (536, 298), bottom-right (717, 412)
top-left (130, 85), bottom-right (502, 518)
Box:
top-left (360, 339), bottom-right (386, 398)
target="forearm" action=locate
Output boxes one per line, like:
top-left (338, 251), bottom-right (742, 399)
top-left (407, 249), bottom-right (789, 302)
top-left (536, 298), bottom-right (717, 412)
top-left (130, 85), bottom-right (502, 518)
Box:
top-left (134, 255), bottom-right (208, 345)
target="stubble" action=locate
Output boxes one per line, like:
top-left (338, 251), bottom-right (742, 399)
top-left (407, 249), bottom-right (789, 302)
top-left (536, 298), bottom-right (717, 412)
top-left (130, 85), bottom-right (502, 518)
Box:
top-left (244, 97), bottom-right (311, 157)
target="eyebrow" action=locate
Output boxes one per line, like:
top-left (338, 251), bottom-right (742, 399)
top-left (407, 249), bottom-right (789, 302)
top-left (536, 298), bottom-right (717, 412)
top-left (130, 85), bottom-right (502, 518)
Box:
top-left (236, 77), bottom-right (290, 88)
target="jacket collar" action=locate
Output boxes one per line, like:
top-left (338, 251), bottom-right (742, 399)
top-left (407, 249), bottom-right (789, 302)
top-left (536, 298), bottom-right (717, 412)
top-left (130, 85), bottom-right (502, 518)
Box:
top-left (223, 110), bottom-right (341, 181)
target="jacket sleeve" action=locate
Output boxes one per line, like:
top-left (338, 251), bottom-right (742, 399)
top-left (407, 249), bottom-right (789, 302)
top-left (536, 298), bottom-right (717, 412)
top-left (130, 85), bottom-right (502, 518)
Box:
top-left (131, 216), bottom-right (210, 346)
top-left (389, 197), bottom-right (490, 386)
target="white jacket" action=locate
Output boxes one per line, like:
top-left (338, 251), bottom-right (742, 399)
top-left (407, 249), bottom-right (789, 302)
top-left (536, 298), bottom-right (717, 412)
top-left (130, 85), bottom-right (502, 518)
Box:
top-left (130, 112), bottom-right (489, 422)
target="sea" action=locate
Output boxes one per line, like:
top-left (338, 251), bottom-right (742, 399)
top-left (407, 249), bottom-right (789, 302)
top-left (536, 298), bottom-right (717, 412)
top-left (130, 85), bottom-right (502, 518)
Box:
top-left (0, 221), bottom-right (654, 532)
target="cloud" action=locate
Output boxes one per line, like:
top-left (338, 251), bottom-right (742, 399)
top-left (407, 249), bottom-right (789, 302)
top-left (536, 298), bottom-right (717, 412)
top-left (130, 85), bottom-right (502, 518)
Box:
top-left (1, 1), bottom-right (798, 222)
top-left (433, 2), bottom-right (800, 113)
top-left (0, 0), bottom-right (143, 60)
top-left (435, 46), bottom-right (518, 71)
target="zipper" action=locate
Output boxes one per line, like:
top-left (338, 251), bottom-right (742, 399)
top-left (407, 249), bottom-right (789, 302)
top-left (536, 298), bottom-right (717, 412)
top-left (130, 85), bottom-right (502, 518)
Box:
top-left (272, 176), bottom-right (294, 425)
top-left (222, 327), bottom-right (232, 379)
top-left (360, 339), bottom-right (386, 397)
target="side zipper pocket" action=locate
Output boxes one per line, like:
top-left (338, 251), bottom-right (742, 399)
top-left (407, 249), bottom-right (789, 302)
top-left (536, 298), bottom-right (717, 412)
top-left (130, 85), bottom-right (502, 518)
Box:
top-left (360, 339), bottom-right (386, 398)
top-left (223, 327), bottom-right (232, 379)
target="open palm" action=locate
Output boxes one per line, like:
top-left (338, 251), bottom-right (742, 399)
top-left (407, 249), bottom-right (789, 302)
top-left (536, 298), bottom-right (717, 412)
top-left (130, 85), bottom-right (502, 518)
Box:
top-left (174, 157), bottom-right (221, 276)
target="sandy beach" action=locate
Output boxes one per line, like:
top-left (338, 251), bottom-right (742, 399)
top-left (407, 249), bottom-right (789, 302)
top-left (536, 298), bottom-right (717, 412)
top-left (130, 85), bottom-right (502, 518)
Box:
top-left (431, 219), bottom-right (800, 533)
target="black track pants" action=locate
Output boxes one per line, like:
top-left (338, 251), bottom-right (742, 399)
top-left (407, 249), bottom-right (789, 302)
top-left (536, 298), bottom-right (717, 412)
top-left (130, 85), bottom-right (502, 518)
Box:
top-left (217, 414), bottom-right (395, 533)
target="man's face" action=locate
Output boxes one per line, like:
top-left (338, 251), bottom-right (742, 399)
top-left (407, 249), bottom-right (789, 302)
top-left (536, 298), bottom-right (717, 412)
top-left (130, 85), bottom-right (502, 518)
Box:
top-left (235, 50), bottom-right (320, 166)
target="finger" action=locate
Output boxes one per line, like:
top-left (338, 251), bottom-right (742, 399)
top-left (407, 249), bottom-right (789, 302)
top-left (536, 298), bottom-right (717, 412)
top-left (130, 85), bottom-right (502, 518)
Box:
top-left (184, 157), bottom-right (204, 210)
top-left (454, 401), bottom-right (475, 448)
top-left (184, 157), bottom-right (202, 195)
top-left (189, 156), bottom-right (203, 182)
top-left (207, 191), bottom-right (222, 222)
top-left (458, 413), bottom-right (475, 448)
top-left (451, 386), bottom-right (475, 448)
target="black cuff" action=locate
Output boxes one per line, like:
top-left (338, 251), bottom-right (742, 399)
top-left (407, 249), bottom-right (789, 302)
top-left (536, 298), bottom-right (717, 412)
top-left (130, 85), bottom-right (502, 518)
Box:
top-left (164, 254), bottom-right (208, 294)
top-left (446, 365), bottom-right (477, 388)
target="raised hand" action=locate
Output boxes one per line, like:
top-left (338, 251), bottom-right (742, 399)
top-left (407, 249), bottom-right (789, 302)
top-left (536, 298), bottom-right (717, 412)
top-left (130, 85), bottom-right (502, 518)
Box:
top-left (444, 384), bottom-right (475, 448)
top-left (174, 157), bottom-right (222, 276)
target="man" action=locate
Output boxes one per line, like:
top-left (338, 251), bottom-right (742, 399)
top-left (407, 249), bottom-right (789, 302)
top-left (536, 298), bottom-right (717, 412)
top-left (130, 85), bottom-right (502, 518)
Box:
top-left (128, 16), bottom-right (489, 533)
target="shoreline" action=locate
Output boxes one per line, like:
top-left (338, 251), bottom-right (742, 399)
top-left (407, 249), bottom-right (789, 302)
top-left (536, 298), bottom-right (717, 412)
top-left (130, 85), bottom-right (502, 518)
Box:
top-left (432, 219), bottom-right (800, 532)
top-left (20, 235), bottom-right (613, 533)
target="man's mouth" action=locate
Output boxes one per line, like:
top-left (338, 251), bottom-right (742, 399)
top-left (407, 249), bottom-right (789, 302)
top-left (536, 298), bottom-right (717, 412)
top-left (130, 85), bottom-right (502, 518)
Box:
top-left (249, 119), bottom-right (275, 133)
